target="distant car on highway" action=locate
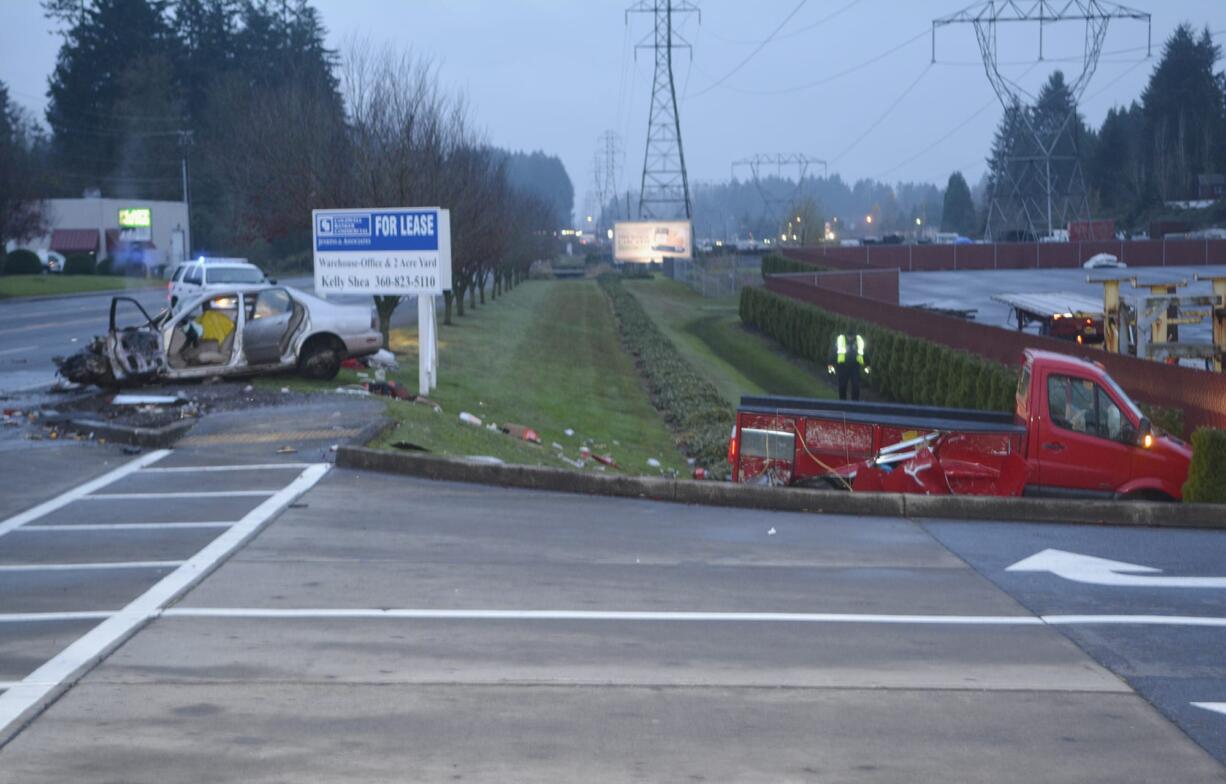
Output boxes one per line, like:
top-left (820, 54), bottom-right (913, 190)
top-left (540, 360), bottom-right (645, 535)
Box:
top-left (168, 257), bottom-right (268, 309)
top-left (56, 284), bottom-right (381, 387)
top-left (1083, 253), bottom-right (1126, 270)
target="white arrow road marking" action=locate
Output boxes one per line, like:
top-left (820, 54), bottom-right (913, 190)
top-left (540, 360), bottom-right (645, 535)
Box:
top-left (1192, 703), bottom-right (1226, 717)
top-left (1006, 549), bottom-right (1226, 589)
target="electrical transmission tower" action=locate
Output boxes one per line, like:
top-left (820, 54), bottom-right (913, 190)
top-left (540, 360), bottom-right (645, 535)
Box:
top-left (934, 1), bottom-right (1150, 240)
top-left (627, 0), bottom-right (698, 221)
top-left (592, 131), bottom-right (624, 231)
top-left (731, 153), bottom-right (828, 225)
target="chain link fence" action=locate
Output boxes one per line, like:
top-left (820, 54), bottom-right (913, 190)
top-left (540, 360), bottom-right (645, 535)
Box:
top-left (665, 255), bottom-right (763, 298)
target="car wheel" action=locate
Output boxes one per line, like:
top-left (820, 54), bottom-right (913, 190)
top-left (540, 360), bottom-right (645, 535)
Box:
top-left (298, 340), bottom-right (341, 380)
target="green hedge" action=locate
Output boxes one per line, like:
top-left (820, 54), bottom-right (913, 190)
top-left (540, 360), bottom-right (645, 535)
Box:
top-left (761, 253), bottom-right (824, 278)
top-left (1183, 428), bottom-right (1226, 503)
top-left (598, 275), bottom-right (733, 471)
top-left (63, 253), bottom-right (96, 275)
top-left (2, 249), bottom-right (43, 275)
top-left (740, 286), bottom-right (1017, 412)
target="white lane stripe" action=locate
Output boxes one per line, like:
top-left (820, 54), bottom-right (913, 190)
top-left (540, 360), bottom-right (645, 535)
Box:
top-left (0, 561), bottom-right (183, 573)
top-left (0, 450), bottom-right (170, 540)
top-left (160, 609), bottom-right (1226, 628)
top-left (140, 464), bottom-right (313, 473)
top-left (0, 346), bottom-right (37, 357)
top-left (0, 612), bottom-right (114, 624)
top-left (20, 522), bottom-right (235, 532)
top-left (83, 491), bottom-right (275, 500)
top-left (0, 463), bottom-right (331, 744)
top-left (1043, 615), bottom-right (1226, 627)
top-left (1192, 703), bottom-right (1226, 716)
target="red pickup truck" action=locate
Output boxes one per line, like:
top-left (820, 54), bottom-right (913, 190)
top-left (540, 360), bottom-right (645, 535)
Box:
top-left (729, 349), bottom-right (1192, 500)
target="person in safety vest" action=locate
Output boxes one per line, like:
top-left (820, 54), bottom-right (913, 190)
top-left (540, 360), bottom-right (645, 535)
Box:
top-left (827, 333), bottom-right (870, 401)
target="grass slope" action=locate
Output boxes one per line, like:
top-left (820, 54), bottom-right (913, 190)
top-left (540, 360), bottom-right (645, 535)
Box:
top-left (287, 280), bottom-right (689, 475)
top-left (623, 277), bottom-right (834, 404)
top-left (0, 275), bottom-right (164, 299)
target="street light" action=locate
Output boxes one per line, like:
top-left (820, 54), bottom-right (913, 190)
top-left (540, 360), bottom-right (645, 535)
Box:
top-left (915, 217), bottom-right (923, 226)
top-left (865, 215), bottom-right (874, 225)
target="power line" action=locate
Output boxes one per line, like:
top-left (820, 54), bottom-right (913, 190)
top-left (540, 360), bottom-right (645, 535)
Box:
top-left (688, 0), bottom-right (810, 99)
top-left (701, 27), bottom-right (930, 97)
top-left (830, 62), bottom-right (932, 165)
top-left (702, 0), bottom-right (862, 46)
top-left (872, 61), bottom-right (1041, 180)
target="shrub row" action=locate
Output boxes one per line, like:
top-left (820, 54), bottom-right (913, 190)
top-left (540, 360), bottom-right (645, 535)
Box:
top-left (598, 275), bottom-right (733, 470)
top-left (760, 253), bottom-right (821, 278)
top-left (1183, 428), bottom-right (1226, 503)
top-left (64, 254), bottom-right (96, 274)
top-left (740, 286), bottom-right (1018, 412)
top-left (1, 249), bottom-right (43, 275)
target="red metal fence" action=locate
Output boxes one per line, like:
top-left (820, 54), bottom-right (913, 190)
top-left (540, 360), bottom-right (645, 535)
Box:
top-left (764, 274), bottom-right (1226, 434)
top-left (770, 269), bottom-right (899, 305)
top-left (784, 238), bottom-right (1226, 272)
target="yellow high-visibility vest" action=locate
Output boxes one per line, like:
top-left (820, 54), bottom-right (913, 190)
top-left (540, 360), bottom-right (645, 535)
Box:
top-left (836, 334), bottom-right (866, 366)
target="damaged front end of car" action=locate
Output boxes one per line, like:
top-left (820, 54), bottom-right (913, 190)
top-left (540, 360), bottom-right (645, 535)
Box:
top-left (54, 297), bottom-right (169, 388)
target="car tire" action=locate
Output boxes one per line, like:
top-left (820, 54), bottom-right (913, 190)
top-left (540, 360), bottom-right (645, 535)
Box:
top-left (298, 339), bottom-right (342, 381)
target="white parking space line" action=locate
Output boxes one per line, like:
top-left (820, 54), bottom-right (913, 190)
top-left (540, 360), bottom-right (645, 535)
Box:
top-left (159, 609), bottom-right (1226, 627)
top-left (0, 561), bottom-right (184, 573)
top-left (20, 522), bottom-right (235, 532)
top-left (0, 463), bottom-right (331, 744)
top-left (82, 491), bottom-right (276, 500)
top-left (139, 464), bottom-right (314, 473)
top-left (0, 450), bottom-right (170, 540)
top-left (0, 346), bottom-right (37, 357)
top-left (0, 612), bottom-right (114, 624)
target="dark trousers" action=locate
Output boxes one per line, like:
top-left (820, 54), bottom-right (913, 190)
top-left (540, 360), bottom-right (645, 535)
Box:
top-left (836, 363), bottom-right (861, 401)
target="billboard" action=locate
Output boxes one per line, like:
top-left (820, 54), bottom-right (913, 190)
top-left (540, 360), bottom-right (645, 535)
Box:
top-left (118, 207), bottom-right (152, 242)
top-left (312, 207), bottom-right (452, 296)
top-left (614, 220), bottom-right (692, 263)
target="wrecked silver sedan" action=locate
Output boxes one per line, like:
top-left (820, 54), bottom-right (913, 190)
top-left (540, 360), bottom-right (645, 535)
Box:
top-left (56, 285), bottom-right (381, 387)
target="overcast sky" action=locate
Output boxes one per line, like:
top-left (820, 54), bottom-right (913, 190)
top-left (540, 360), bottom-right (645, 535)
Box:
top-left (3, 0), bottom-right (1225, 216)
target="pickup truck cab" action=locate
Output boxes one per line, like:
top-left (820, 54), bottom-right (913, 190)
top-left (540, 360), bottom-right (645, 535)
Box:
top-left (729, 349), bottom-right (1191, 500)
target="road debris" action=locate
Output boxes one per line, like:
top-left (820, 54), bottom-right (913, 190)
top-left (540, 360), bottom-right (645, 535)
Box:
top-left (502, 423), bottom-right (542, 444)
top-left (458, 411), bottom-right (483, 427)
top-left (276, 445), bottom-right (297, 454)
top-left (646, 457), bottom-right (661, 468)
top-left (391, 441), bottom-right (429, 452)
top-left (564, 428), bottom-right (575, 437)
top-left (767, 527), bottom-right (777, 536)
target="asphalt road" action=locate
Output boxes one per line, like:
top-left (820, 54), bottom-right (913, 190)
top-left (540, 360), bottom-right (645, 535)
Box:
top-left (1, 435), bottom-right (1224, 781)
top-left (0, 275), bottom-right (425, 395)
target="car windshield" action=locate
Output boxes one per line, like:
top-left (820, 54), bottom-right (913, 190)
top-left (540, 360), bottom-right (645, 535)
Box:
top-left (207, 267), bottom-right (265, 284)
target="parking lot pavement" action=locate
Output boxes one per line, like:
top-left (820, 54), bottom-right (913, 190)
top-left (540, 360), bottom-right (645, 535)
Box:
top-left (0, 447), bottom-right (332, 750)
top-left (900, 264), bottom-right (1226, 341)
top-left (922, 519), bottom-right (1226, 766)
top-left (2, 471), bottom-right (1223, 783)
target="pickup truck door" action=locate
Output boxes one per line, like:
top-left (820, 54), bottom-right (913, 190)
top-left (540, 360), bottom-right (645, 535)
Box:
top-left (1037, 372), bottom-right (1133, 497)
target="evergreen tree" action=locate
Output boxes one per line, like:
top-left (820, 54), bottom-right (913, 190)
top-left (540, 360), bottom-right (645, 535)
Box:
top-left (1141, 25), bottom-right (1226, 199)
top-left (940, 171), bottom-right (976, 236)
top-left (0, 82), bottom-right (48, 247)
top-left (45, 0), bottom-right (179, 193)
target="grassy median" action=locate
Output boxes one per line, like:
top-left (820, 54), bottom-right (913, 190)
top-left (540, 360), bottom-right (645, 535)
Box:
top-left (286, 279), bottom-right (690, 474)
top-left (0, 274), bottom-right (165, 299)
top-left (622, 276), bottom-right (834, 404)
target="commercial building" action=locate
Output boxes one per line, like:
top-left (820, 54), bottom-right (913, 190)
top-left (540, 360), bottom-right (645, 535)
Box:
top-left (10, 197), bottom-right (190, 273)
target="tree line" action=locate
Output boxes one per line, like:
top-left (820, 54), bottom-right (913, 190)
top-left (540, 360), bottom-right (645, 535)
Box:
top-left (0, 0), bottom-right (568, 335)
top-left (977, 24), bottom-right (1226, 239)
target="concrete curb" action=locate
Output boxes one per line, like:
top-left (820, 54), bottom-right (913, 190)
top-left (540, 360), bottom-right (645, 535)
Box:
top-left (66, 417), bottom-right (195, 448)
top-left (336, 446), bottom-right (1226, 530)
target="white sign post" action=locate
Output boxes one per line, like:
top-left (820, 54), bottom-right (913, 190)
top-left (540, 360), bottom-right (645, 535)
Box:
top-left (312, 207), bottom-right (451, 395)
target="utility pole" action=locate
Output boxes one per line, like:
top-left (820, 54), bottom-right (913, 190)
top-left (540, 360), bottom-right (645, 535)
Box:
top-left (627, 0), bottom-right (697, 221)
top-left (177, 129), bottom-right (195, 259)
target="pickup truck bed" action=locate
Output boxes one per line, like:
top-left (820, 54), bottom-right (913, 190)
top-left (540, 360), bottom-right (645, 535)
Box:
top-left (739, 397), bottom-right (1024, 435)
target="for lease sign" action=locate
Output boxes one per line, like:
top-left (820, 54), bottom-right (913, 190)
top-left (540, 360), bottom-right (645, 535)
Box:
top-left (312, 207), bottom-right (452, 295)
